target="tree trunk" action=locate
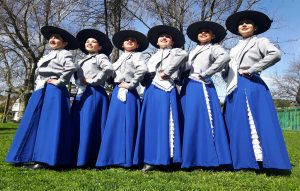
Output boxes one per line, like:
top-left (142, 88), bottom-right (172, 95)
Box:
top-left (2, 92), bottom-right (11, 123)
top-left (296, 85), bottom-right (300, 105)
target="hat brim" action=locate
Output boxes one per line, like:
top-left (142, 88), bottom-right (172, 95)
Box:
top-left (77, 29), bottom-right (113, 56)
top-left (41, 26), bottom-right (78, 50)
top-left (187, 21), bottom-right (226, 44)
top-left (226, 10), bottom-right (272, 35)
top-left (112, 30), bottom-right (149, 52)
top-left (147, 25), bottom-right (185, 48)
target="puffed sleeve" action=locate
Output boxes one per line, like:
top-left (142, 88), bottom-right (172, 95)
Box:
top-left (163, 48), bottom-right (188, 76)
top-left (53, 50), bottom-right (77, 86)
top-left (247, 37), bottom-right (281, 74)
top-left (128, 52), bottom-right (148, 89)
top-left (202, 45), bottom-right (230, 78)
top-left (88, 54), bottom-right (113, 85)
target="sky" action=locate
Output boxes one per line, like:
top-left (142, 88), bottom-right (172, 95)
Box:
top-left (248, 0), bottom-right (300, 98)
top-left (3, 0), bottom-right (299, 98)
top-left (134, 0), bottom-right (300, 72)
top-left (133, 0), bottom-right (300, 99)
top-left (257, 0), bottom-right (300, 75)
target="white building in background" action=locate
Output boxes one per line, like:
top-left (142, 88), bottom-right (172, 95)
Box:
top-left (11, 98), bottom-right (22, 121)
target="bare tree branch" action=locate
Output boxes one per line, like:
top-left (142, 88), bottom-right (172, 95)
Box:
top-left (272, 58), bottom-right (300, 104)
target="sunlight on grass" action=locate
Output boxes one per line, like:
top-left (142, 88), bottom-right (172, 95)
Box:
top-left (0, 123), bottom-right (299, 190)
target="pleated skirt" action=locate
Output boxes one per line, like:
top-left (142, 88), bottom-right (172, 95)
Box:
top-left (134, 84), bottom-right (183, 165)
top-left (71, 85), bottom-right (109, 166)
top-left (180, 78), bottom-right (232, 168)
top-left (224, 74), bottom-right (292, 170)
top-left (6, 84), bottom-right (76, 166)
top-left (96, 86), bottom-right (141, 167)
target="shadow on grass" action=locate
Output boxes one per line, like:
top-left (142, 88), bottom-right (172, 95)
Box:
top-left (181, 164), bottom-right (233, 172)
top-left (9, 163), bottom-right (82, 172)
top-left (6, 163), bottom-right (294, 176)
top-left (94, 164), bottom-right (146, 172)
top-left (264, 169), bottom-right (292, 177)
top-left (181, 164), bottom-right (292, 177)
top-left (0, 128), bottom-right (17, 131)
top-left (233, 168), bottom-right (292, 177)
top-left (106, 164), bottom-right (234, 173)
top-left (96, 164), bottom-right (235, 173)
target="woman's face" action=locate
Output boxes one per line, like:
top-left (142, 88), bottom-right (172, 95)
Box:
top-left (48, 34), bottom-right (68, 50)
top-left (123, 37), bottom-right (139, 52)
top-left (238, 19), bottom-right (257, 38)
top-left (85, 38), bottom-right (102, 54)
top-left (197, 29), bottom-right (215, 45)
top-left (157, 34), bottom-right (174, 48)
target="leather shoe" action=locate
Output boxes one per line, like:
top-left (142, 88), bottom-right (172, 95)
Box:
top-left (141, 164), bottom-right (155, 172)
top-left (26, 163), bottom-right (46, 170)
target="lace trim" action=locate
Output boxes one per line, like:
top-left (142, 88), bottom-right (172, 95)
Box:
top-left (169, 105), bottom-right (175, 158)
top-left (202, 83), bottom-right (214, 137)
top-left (246, 95), bottom-right (263, 161)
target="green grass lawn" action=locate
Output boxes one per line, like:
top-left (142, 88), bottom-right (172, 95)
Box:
top-left (0, 122), bottom-right (299, 191)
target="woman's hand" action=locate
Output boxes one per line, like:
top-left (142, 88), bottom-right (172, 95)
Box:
top-left (198, 74), bottom-right (211, 84)
top-left (198, 73), bottom-right (206, 81)
top-left (118, 81), bottom-right (130, 89)
top-left (84, 78), bottom-right (93, 84)
top-left (47, 78), bottom-right (58, 85)
top-left (239, 69), bottom-right (251, 77)
top-left (159, 71), bottom-right (170, 80)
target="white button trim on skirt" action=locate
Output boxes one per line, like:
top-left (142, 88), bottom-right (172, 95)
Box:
top-left (169, 105), bottom-right (175, 158)
top-left (246, 95), bottom-right (263, 161)
top-left (202, 83), bottom-right (215, 137)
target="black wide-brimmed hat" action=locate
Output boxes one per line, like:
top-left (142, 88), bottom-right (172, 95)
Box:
top-left (41, 26), bottom-right (78, 50)
top-left (147, 25), bottom-right (185, 48)
top-left (112, 30), bottom-right (149, 52)
top-left (226, 10), bottom-right (272, 35)
top-left (76, 29), bottom-right (113, 56)
top-left (187, 21), bottom-right (226, 44)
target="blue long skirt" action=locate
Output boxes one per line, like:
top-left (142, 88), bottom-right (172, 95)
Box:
top-left (71, 85), bottom-right (109, 166)
top-left (96, 86), bottom-right (141, 167)
top-left (6, 84), bottom-right (76, 166)
top-left (133, 84), bottom-right (183, 165)
top-left (224, 74), bottom-right (292, 170)
top-left (180, 79), bottom-right (232, 168)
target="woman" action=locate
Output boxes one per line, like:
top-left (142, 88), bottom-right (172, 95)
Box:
top-left (223, 10), bottom-right (292, 170)
top-left (72, 29), bottom-right (113, 167)
top-left (134, 25), bottom-right (188, 171)
top-left (96, 30), bottom-right (148, 168)
top-left (6, 26), bottom-right (78, 169)
top-left (180, 21), bottom-right (231, 168)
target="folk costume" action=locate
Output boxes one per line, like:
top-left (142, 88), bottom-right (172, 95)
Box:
top-left (96, 30), bottom-right (148, 167)
top-left (180, 21), bottom-right (232, 168)
top-left (134, 25), bottom-right (188, 169)
top-left (6, 26), bottom-right (78, 167)
top-left (223, 10), bottom-right (292, 170)
top-left (71, 29), bottom-right (113, 166)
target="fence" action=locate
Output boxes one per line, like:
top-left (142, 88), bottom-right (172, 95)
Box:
top-left (2, 101), bottom-right (300, 131)
top-left (277, 107), bottom-right (300, 131)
